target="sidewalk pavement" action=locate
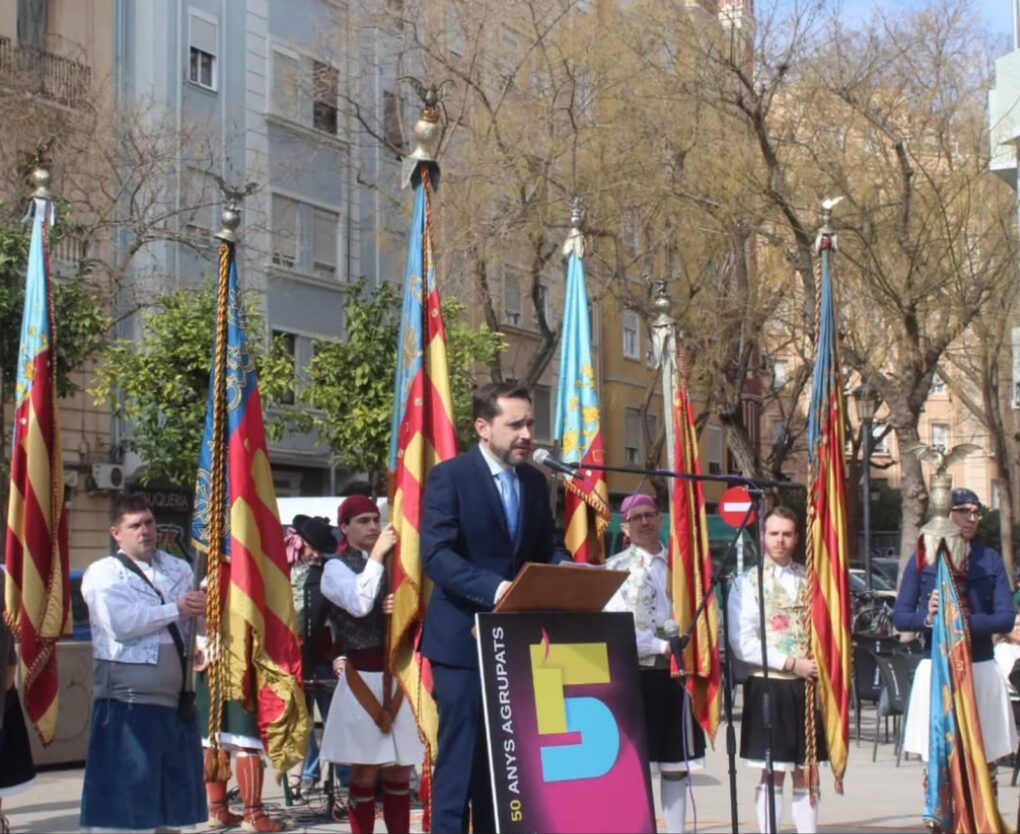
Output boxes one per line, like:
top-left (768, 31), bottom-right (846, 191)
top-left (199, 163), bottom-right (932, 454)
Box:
top-left (5, 718), bottom-right (1019, 832)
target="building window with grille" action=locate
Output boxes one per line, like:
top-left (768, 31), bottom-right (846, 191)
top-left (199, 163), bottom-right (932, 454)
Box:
top-left (271, 195), bottom-right (298, 269)
top-left (930, 373), bottom-right (946, 396)
top-left (624, 408), bottom-right (641, 464)
top-left (504, 272), bottom-right (521, 326)
top-left (312, 207), bottom-right (338, 279)
top-left (188, 11), bottom-right (218, 91)
top-left (707, 424), bottom-right (723, 474)
top-left (622, 310), bottom-right (640, 359)
top-left (931, 423), bottom-right (949, 453)
top-left (313, 60), bottom-right (339, 134)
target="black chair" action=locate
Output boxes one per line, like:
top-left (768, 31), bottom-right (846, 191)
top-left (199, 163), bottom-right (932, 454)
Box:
top-left (851, 636), bottom-right (901, 743)
top-left (871, 651), bottom-right (923, 765)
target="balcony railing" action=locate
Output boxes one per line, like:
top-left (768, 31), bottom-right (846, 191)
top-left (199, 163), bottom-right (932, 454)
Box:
top-left (0, 35), bottom-right (92, 109)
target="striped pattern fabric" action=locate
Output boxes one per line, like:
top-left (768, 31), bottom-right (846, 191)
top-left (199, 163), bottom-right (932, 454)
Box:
top-left (191, 241), bottom-right (308, 773)
top-left (387, 162), bottom-right (457, 775)
top-left (668, 348), bottom-right (720, 741)
top-left (4, 197), bottom-right (70, 745)
top-left (804, 233), bottom-right (851, 789)
top-left (925, 551), bottom-right (1008, 832)
top-left (553, 244), bottom-right (609, 563)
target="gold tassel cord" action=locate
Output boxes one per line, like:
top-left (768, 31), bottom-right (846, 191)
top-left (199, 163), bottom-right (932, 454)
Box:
top-left (801, 250), bottom-right (823, 803)
top-left (203, 241), bottom-right (232, 783)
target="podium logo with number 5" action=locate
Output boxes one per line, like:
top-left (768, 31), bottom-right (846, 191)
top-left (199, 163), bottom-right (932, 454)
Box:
top-left (529, 640), bottom-right (619, 783)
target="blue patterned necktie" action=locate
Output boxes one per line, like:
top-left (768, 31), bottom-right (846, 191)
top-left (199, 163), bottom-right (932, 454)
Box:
top-left (497, 468), bottom-right (519, 543)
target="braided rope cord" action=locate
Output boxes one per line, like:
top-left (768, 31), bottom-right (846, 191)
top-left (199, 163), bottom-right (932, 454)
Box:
top-left (801, 246), bottom-right (825, 801)
top-left (204, 241), bottom-right (232, 766)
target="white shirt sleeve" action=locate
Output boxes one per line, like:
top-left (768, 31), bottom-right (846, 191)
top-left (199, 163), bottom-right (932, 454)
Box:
top-left (321, 557), bottom-right (384, 617)
top-left (727, 571), bottom-right (788, 671)
top-left (81, 562), bottom-right (180, 642)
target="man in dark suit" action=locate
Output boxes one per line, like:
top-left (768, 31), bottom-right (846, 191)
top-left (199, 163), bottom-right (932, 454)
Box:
top-left (420, 381), bottom-right (571, 833)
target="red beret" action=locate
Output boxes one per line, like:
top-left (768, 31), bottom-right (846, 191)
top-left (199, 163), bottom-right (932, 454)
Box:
top-left (338, 495), bottom-right (380, 527)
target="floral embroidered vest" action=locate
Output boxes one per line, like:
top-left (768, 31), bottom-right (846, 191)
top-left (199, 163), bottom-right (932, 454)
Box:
top-left (750, 562), bottom-right (809, 660)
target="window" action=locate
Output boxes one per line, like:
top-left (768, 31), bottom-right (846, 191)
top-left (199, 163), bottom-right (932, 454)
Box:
top-left (504, 271), bottom-right (521, 325)
top-left (188, 11), bottom-right (218, 91)
top-left (313, 60), bottom-right (339, 134)
top-left (383, 90), bottom-right (404, 151)
top-left (772, 360), bottom-right (788, 389)
top-left (931, 423), bottom-right (949, 453)
top-left (182, 168), bottom-right (216, 233)
top-left (930, 373), bottom-right (946, 395)
top-left (272, 330), bottom-right (297, 405)
top-left (707, 424), bottom-right (723, 474)
top-left (312, 207), bottom-right (338, 279)
top-left (770, 419), bottom-right (786, 446)
top-left (533, 386), bottom-right (552, 441)
top-left (622, 310), bottom-right (640, 359)
top-left (872, 420), bottom-right (889, 455)
top-left (271, 195), bottom-right (298, 268)
top-left (271, 49), bottom-right (301, 122)
top-left (624, 408), bottom-right (641, 464)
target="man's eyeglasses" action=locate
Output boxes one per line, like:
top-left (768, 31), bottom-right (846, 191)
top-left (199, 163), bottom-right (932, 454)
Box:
top-left (951, 507), bottom-right (982, 519)
top-left (624, 512), bottom-right (660, 524)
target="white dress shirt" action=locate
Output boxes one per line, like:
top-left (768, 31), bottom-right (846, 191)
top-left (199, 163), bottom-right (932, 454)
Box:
top-left (321, 555), bottom-right (384, 617)
top-left (478, 443), bottom-right (518, 604)
top-left (727, 559), bottom-right (804, 671)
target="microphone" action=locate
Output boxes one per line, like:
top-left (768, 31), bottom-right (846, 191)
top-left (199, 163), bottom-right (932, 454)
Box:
top-left (663, 618), bottom-right (686, 668)
top-left (532, 448), bottom-right (579, 477)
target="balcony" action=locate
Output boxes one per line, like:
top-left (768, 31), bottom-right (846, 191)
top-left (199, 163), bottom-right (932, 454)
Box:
top-left (0, 36), bottom-right (92, 109)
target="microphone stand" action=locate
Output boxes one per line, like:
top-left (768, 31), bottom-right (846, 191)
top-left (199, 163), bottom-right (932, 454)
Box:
top-left (544, 458), bottom-right (792, 834)
top-left (671, 502), bottom-right (754, 834)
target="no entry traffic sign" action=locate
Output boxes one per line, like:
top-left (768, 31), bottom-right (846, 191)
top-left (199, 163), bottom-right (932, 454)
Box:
top-left (719, 486), bottom-right (755, 528)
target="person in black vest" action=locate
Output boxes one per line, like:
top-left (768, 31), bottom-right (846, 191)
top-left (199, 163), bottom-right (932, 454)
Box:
top-left (319, 495), bottom-right (422, 834)
top-left (288, 515), bottom-right (337, 798)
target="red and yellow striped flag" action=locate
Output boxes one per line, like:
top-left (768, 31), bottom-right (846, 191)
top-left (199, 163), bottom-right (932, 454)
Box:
top-left (668, 346), bottom-right (720, 741)
top-left (192, 239), bottom-right (308, 773)
top-left (4, 195), bottom-right (70, 745)
top-left (387, 161), bottom-right (458, 821)
top-left (804, 229), bottom-right (851, 791)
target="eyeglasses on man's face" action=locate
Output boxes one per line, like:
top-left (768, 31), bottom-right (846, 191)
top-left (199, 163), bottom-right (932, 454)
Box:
top-left (951, 507), bottom-right (982, 519)
top-left (624, 511), bottom-right (660, 525)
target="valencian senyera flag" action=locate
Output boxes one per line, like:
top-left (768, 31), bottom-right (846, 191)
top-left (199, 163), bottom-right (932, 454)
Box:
top-left (925, 550), bottom-right (1008, 832)
top-left (553, 225), bottom-right (609, 563)
top-left (667, 344), bottom-right (720, 741)
top-left (191, 234), bottom-right (308, 774)
top-left (4, 192), bottom-right (70, 746)
top-left (803, 225), bottom-right (852, 792)
top-left (388, 159), bottom-right (458, 827)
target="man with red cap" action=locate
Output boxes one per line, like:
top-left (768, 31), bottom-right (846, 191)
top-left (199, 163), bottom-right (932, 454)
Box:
top-left (319, 495), bottom-right (422, 834)
top-left (605, 492), bottom-right (706, 833)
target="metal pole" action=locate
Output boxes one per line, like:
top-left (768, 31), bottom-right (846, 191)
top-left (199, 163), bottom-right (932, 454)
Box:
top-left (862, 417), bottom-right (873, 591)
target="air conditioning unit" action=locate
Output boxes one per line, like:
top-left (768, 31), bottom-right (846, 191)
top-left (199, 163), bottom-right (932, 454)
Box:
top-left (90, 464), bottom-right (125, 491)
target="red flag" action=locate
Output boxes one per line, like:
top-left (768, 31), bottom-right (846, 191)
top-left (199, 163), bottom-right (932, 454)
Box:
top-left (388, 163), bottom-right (458, 829)
top-left (805, 231), bottom-right (852, 790)
top-left (668, 347), bottom-right (720, 741)
top-left (4, 196), bottom-right (70, 745)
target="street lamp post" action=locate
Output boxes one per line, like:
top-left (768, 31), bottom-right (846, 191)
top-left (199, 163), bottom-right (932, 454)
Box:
top-left (853, 381), bottom-right (882, 591)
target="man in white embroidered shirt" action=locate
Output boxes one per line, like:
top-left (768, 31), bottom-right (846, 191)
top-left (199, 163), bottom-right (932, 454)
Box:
top-left (604, 492), bottom-right (705, 834)
top-left (727, 506), bottom-right (826, 834)
top-left (79, 494), bottom-right (207, 831)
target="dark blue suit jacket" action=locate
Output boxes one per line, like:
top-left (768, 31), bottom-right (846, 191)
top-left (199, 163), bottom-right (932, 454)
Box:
top-left (420, 445), bottom-right (571, 668)
top-left (892, 542), bottom-right (1013, 662)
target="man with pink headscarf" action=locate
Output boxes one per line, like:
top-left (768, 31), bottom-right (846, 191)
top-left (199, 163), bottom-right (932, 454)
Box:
top-left (604, 492), bottom-right (705, 833)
